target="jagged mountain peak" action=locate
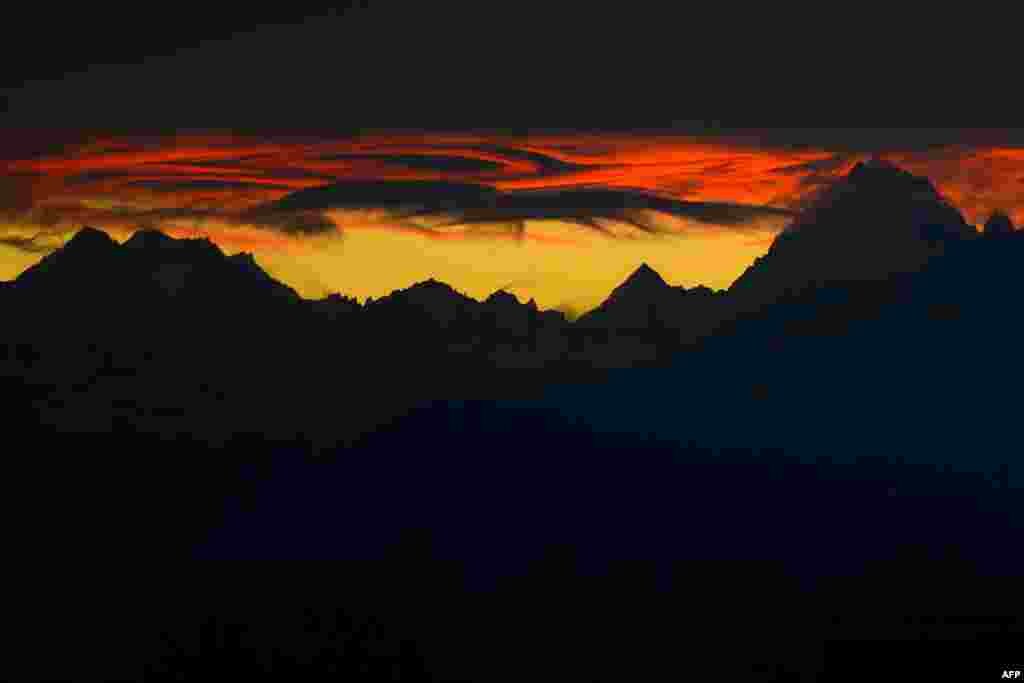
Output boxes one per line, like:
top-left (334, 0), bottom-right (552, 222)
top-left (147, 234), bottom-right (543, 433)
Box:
top-left (124, 229), bottom-right (177, 250)
top-left (842, 157), bottom-right (944, 201)
top-left (485, 290), bottom-right (521, 306)
top-left (729, 161), bottom-right (977, 301)
top-left (406, 278), bottom-right (462, 295)
top-left (14, 225), bottom-right (297, 303)
top-left (984, 212), bottom-right (1015, 236)
top-left (229, 252), bottom-right (259, 267)
top-left (372, 278), bottom-right (476, 310)
top-left (122, 229), bottom-right (225, 258)
top-left (628, 262), bottom-right (664, 281)
top-left (14, 226), bottom-right (120, 287)
top-left (618, 263), bottom-right (668, 293)
top-left (849, 156), bottom-right (917, 179)
top-left (63, 226), bottom-right (119, 252)
top-left (572, 262), bottom-right (718, 333)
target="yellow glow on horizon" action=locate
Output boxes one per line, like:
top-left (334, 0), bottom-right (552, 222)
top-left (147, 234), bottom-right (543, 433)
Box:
top-left (253, 215), bottom-right (782, 313)
top-left (12, 131), bottom-right (1023, 313)
top-left (0, 211), bottom-right (783, 314)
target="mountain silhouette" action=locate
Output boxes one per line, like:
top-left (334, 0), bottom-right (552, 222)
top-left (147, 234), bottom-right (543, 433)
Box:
top-left (123, 227), bottom-right (179, 250)
top-left (369, 278), bottom-right (479, 324)
top-left (13, 226), bottom-right (300, 307)
top-left (310, 291), bottom-right (361, 321)
top-left (5, 226), bottom-right (576, 367)
top-left (984, 211), bottom-right (1015, 236)
top-left (2, 158), bottom-right (1012, 403)
top-left (359, 277), bottom-right (576, 372)
top-left (10, 159), bottom-right (1005, 406)
top-left (482, 290), bottom-right (540, 336)
top-left (575, 263), bottom-right (724, 352)
top-left (729, 158), bottom-right (977, 306)
top-left (6, 164), bottom-right (1024, 681)
top-left (614, 262), bottom-right (668, 293)
top-left (13, 225), bottom-right (121, 289)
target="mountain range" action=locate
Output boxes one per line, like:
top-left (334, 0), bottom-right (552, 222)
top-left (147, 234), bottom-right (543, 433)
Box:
top-left (4, 159), bottom-right (1019, 432)
top-left (5, 159), bottom-right (1024, 681)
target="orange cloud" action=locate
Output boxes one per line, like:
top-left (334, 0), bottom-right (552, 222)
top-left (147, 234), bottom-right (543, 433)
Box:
top-left (3, 132), bottom-right (1024, 308)
top-left (8, 132), bottom-right (1020, 229)
top-left (882, 147), bottom-right (1024, 226)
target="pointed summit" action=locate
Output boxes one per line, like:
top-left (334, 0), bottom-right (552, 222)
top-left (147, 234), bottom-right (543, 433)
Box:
top-left (14, 226), bottom-right (121, 289)
top-left (374, 278), bottom-right (473, 311)
top-left (575, 263), bottom-right (694, 332)
top-left (63, 226), bottom-right (118, 253)
top-left (123, 229), bottom-right (224, 260)
top-left (619, 263), bottom-right (667, 293)
top-left (791, 158), bottom-right (974, 241)
top-left (229, 252), bottom-right (259, 268)
top-left (844, 157), bottom-right (943, 201)
top-left (730, 160), bottom-right (976, 301)
top-left (406, 278), bottom-right (462, 296)
top-left (13, 224), bottom-right (299, 304)
top-left (226, 252), bottom-right (294, 298)
top-left (984, 212), bottom-right (1015, 236)
top-left (848, 156), bottom-right (905, 178)
top-left (485, 290), bottom-right (521, 307)
top-left (599, 263), bottom-right (671, 307)
top-left (124, 228), bottom-right (176, 250)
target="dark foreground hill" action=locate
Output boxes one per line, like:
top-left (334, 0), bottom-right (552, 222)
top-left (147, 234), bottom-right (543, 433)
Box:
top-left (7, 393), bottom-right (1024, 680)
top-left (4, 161), bottom-right (1024, 680)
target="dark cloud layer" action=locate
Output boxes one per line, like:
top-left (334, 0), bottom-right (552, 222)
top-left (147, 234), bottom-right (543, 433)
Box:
top-left (1, 2), bottom-right (1013, 135)
top-left (4, 130), bottom-right (1024, 262)
top-left (261, 181), bottom-right (793, 236)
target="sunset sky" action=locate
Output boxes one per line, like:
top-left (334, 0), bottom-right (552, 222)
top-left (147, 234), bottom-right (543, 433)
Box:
top-left (1, 7), bottom-right (1021, 314)
top-left (3, 132), bottom-right (1024, 313)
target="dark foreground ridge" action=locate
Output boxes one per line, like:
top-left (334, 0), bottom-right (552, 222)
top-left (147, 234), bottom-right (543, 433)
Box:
top-left (4, 162), bottom-right (1024, 680)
